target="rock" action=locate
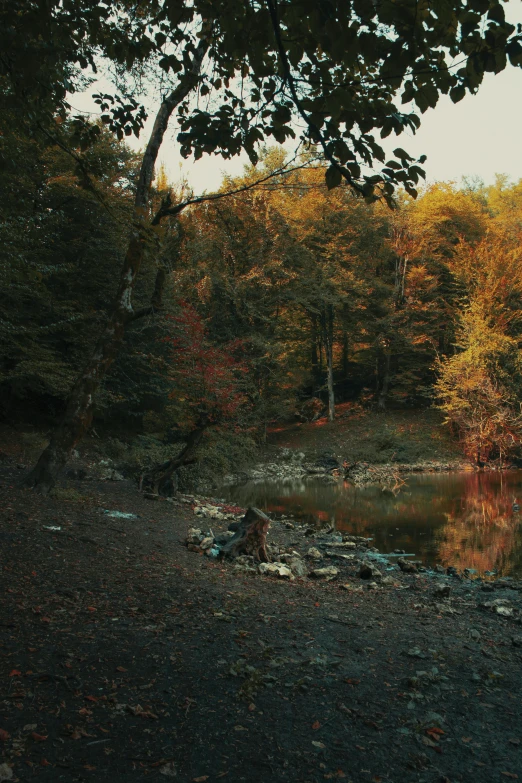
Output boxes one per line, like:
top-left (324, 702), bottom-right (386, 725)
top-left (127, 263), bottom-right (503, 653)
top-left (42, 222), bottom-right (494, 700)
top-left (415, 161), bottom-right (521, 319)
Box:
top-left (328, 541), bottom-right (356, 549)
top-left (446, 566), bottom-right (459, 577)
top-left (285, 522), bottom-right (295, 529)
top-left (0, 763), bottom-right (13, 781)
top-left (287, 558), bottom-right (308, 577)
top-left (394, 548), bottom-right (406, 554)
top-left (310, 566), bottom-right (339, 581)
top-left (186, 528), bottom-right (203, 544)
top-left (359, 561), bottom-right (381, 579)
top-left (307, 547), bottom-right (323, 560)
top-left (482, 598), bottom-right (514, 616)
top-left (398, 558), bottom-right (418, 574)
top-left (366, 581), bottom-right (379, 590)
top-left (434, 564), bottom-right (446, 574)
top-left (340, 583), bottom-right (363, 592)
top-left (433, 584), bottom-right (451, 599)
top-left (199, 536), bottom-right (214, 551)
top-left (258, 562), bottom-right (294, 580)
top-left (214, 531), bottom-right (235, 545)
top-left (381, 576), bottom-right (400, 586)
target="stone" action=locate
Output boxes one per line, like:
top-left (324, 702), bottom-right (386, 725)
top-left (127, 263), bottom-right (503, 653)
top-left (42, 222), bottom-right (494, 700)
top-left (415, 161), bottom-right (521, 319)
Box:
top-left (307, 547), bottom-right (323, 560)
top-left (258, 562), bottom-right (294, 580)
top-left (328, 541), bottom-right (356, 549)
top-left (398, 558), bottom-right (418, 574)
top-left (433, 584), bottom-right (451, 599)
top-left (359, 562), bottom-right (381, 580)
top-left (199, 537), bottom-right (214, 551)
top-left (309, 566), bottom-right (339, 580)
top-left (340, 583), bottom-right (363, 592)
top-left (434, 564), bottom-right (446, 574)
top-left (366, 581), bottom-right (379, 590)
top-left (381, 576), bottom-right (400, 586)
top-left (287, 558), bottom-right (308, 577)
top-left (482, 598), bottom-right (513, 617)
top-left (186, 528), bottom-right (203, 544)
top-left (214, 530), bottom-right (235, 545)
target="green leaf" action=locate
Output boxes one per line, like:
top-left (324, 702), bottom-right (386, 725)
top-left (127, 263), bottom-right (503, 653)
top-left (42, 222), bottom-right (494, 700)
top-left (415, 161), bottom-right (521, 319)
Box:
top-left (450, 85), bottom-right (466, 103)
top-left (325, 165), bottom-right (342, 190)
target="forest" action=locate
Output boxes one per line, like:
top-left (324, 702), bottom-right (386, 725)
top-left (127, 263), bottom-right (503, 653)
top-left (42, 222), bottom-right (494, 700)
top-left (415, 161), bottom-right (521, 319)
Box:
top-left (3, 116), bottom-right (522, 484)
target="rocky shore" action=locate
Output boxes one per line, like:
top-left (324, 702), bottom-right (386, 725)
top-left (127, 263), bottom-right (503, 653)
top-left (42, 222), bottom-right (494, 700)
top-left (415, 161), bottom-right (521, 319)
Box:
top-left (181, 495), bottom-right (522, 611)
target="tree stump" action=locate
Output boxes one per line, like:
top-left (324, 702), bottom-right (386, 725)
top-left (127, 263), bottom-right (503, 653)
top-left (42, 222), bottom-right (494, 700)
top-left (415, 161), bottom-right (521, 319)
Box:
top-left (220, 507), bottom-right (271, 562)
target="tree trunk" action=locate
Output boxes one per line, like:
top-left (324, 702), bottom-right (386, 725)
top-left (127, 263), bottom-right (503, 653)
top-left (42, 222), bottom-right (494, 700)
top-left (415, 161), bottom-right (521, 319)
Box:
top-left (24, 30), bottom-right (210, 493)
top-left (220, 507), bottom-right (271, 562)
top-left (322, 304), bottom-right (335, 422)
top-left (377, 351), bottom-right (391, 411)
top-left (142, 426), bottom-right (207, 496)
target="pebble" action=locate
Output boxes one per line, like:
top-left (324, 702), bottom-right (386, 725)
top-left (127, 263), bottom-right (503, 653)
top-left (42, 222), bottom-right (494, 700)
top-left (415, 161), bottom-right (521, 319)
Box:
top-left (310, 566), bottom-right (339, 580)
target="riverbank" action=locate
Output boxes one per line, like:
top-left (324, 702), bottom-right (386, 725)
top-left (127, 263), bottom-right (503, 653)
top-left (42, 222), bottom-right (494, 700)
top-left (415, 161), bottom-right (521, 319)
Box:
top-left (223, 407), bottom-right (472, 487)
top-left (1, 460), bottom-right (521, 782)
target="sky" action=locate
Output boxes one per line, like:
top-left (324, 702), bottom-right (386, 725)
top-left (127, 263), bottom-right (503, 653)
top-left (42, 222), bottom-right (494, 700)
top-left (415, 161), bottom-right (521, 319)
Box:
top-left (134, 64), bottom-right (522, 195)
top-left (73, 6), bottom-right (522, 196)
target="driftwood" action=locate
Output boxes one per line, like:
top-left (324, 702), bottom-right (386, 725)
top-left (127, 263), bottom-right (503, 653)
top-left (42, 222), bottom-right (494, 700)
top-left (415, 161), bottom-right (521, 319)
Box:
top-left (220, 507), bottom-right (271, 562)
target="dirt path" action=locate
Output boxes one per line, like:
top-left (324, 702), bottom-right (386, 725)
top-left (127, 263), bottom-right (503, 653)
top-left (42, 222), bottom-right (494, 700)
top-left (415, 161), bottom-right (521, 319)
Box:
top-left (1, 467), bottom-right (521, 783)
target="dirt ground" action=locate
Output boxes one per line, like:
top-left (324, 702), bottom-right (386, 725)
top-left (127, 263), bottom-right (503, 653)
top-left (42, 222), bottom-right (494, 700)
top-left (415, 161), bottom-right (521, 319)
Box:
top-left (1, 461), bottom-right (522, 783)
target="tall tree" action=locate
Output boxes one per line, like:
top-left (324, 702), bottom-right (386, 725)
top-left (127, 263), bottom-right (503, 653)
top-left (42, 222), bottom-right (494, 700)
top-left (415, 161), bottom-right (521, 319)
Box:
top-left (13, 0), bottom-right (522, 489)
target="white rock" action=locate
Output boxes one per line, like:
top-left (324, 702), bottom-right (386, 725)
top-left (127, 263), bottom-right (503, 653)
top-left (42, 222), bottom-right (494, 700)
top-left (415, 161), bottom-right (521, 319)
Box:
top-left (258, 562), bottom-right (295, 580)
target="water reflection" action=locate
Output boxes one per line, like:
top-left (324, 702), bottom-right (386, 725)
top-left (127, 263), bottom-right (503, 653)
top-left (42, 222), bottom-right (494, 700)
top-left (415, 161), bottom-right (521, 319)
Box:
top-left (223, 471), bottom-right (522, 577)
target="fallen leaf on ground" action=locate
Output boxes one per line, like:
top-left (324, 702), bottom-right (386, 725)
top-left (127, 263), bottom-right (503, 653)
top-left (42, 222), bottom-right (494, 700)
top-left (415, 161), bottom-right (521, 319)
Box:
top-left (0, 730), bottom-right (9, 742)
top-left (312, 720), bottom-right (321, 730)
top-left (31, 733), bottom-right (47, 742)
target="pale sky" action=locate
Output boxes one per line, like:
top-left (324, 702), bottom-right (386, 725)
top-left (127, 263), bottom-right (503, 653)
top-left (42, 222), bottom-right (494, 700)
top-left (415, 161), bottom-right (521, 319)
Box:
top-left (73, 6), bottom-right (522, 195)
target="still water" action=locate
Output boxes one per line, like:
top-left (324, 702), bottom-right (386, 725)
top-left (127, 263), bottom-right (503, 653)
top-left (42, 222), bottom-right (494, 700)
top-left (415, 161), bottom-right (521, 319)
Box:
top-left (223, 471), bottom-right (522, 577)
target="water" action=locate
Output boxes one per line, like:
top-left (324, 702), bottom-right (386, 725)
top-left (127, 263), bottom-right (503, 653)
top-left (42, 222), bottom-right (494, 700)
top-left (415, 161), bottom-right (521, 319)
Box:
top-left (222, 471), bottom-right (522, 577)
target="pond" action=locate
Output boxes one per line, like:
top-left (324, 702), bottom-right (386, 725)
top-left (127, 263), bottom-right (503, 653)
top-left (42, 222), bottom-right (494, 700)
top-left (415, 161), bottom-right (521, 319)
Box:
top-left (222, 471), bottom-right (522, 577)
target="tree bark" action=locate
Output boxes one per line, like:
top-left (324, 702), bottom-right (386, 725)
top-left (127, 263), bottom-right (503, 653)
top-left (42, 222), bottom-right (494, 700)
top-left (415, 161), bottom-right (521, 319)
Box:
top-left (24, 29), bottom-right (211, 493)
top-left (377, 350), bottom-right (391, 411)
top-left (220, 507), bottom-right (271, 562)
top-left (142, 426), bottom-right (207, 496)
top-left (322, 304), bottom-right (335, 422)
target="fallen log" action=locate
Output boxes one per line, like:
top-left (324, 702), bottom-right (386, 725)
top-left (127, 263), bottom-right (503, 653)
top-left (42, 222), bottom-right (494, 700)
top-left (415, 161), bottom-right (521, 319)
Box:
top-left (220, 507), bottom-right (271, 562)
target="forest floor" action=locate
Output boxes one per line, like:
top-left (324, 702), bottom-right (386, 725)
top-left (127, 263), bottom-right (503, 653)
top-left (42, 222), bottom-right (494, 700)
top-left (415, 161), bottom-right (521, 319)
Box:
top-left (1, 447), bottom-right (522, 783)
top-left (265, 406), bottom-right (463, 467)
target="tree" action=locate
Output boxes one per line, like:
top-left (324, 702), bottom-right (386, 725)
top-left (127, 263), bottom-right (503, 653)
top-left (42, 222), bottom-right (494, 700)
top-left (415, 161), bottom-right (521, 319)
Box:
top-left (18, 0), bottom-right (522, 489)
top-left (142, 301), bottom-right (251, 494)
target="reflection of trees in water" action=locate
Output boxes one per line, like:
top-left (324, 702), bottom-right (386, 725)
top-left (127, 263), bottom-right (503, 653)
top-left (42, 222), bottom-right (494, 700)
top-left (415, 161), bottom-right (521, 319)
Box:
top-left (435, 473), bottom-right (522, 574)
top-left (231, 472), bottom-right (522, 575)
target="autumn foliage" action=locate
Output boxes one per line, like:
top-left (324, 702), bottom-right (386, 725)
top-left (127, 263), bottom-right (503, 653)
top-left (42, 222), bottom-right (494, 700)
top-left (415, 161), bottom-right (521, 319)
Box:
top-left (165, 302), bottom-right (250, 431)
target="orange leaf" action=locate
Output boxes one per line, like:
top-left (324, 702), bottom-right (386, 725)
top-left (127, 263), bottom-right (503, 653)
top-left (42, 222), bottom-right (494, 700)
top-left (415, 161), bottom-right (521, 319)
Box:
top-left (116, 666), bottom-right (127, 672)
top-left (87, 606), bottom-right (96, 612)
top-left (31, 733), bottom-right (48, 742)
top-left (85, 695), bottom-right (98, 702)
top-left (0, 729), bottom-right (10, 741)
top-left (40, 759), bottom-right (51, 766)
top-left (312, 721), bottom-right (321, 730)
top-left (193, 777), bottom-right (209, 782)
top-left (9, 670), bottom-right (21, 677)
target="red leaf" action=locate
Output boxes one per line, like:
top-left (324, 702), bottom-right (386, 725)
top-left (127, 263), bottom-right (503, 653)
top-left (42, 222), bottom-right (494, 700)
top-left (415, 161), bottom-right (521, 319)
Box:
top-left (0, 729), bottom-right (10, 741)
top-left (40, 758), bottom-right (51, 766)
top-left (85, 695), bottom-right (98, 703)
top-left (312, 721), bottom-right (321, 730)
top-left (9, 670), bottom-right (21, 677)
top-left (31, 732), bottom-right (48, 742)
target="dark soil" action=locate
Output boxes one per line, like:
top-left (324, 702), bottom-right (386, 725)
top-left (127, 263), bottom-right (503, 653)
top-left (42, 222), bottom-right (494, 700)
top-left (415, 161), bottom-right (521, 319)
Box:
top-left (1, 461), bottom-right (521, 783)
